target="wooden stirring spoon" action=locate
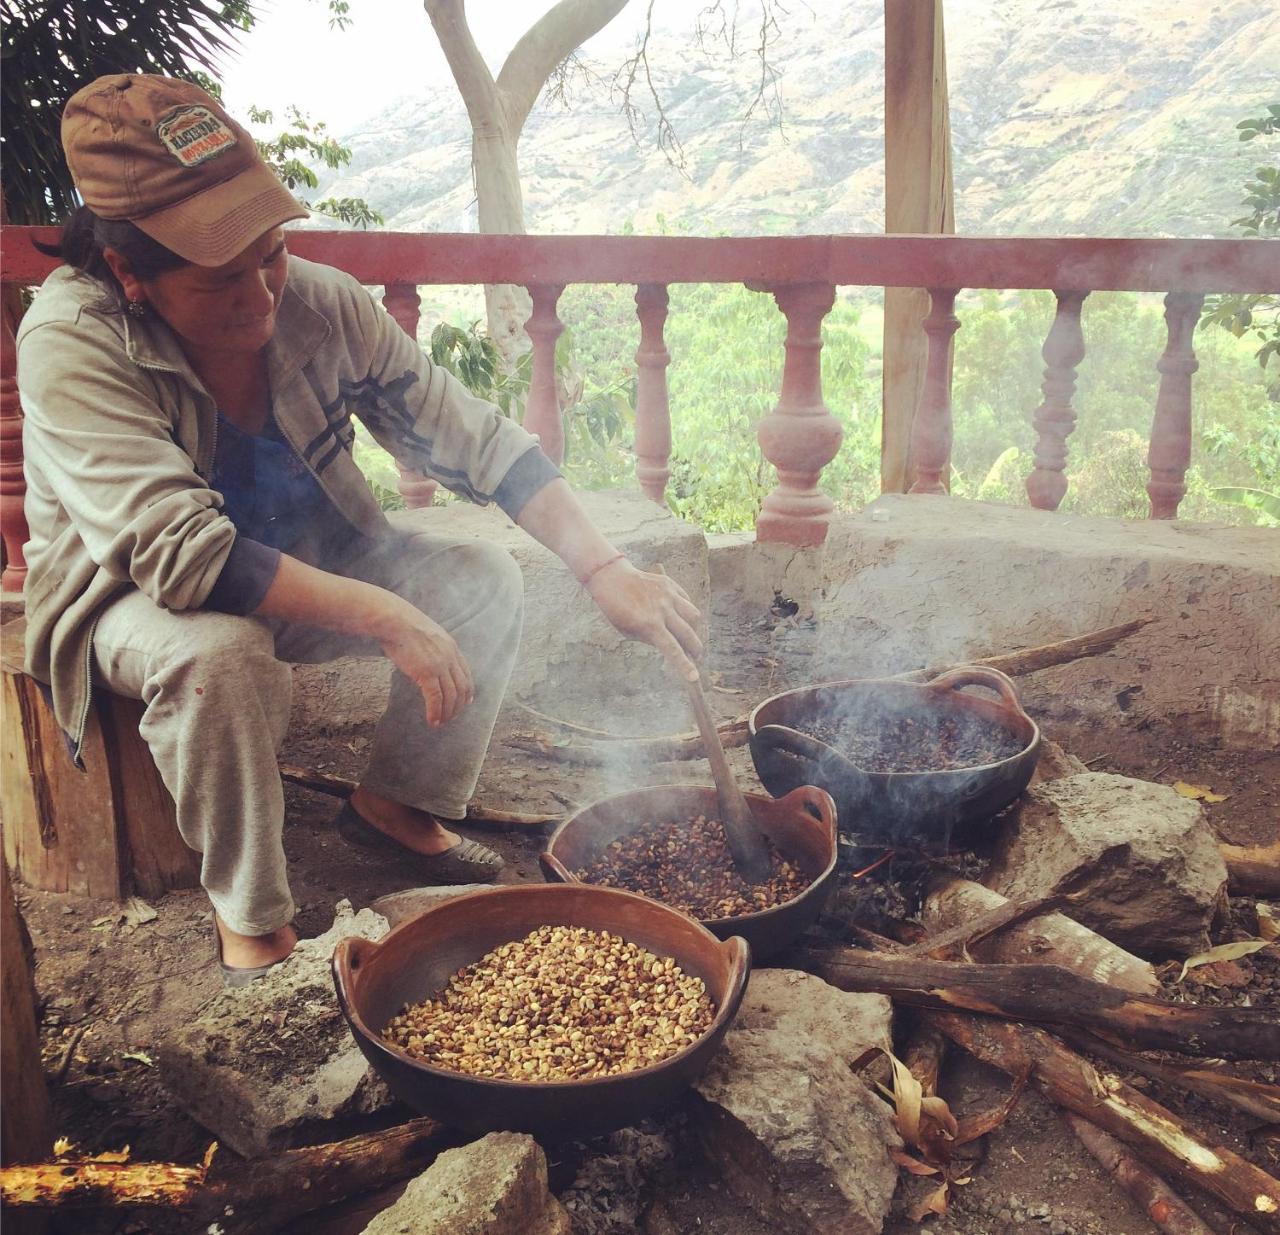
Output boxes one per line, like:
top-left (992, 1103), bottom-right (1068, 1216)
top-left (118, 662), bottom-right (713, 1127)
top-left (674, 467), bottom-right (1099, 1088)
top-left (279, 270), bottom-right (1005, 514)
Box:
top-left (651, 564), bottom-right (773, 882)
top-left (682, 671), bottom-right (775, 883)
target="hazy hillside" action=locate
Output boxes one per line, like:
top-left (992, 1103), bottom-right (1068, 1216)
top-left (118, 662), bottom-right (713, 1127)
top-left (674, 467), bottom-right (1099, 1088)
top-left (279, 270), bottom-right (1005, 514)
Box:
top-left (313, 0), bottom-right (1278, 238)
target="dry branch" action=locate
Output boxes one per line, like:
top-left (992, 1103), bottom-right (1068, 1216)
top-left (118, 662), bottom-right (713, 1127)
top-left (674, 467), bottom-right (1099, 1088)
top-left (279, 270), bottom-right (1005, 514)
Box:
top-left (0, 1118), bottom-right (449, 1232)
top-left (902, 890), bottom-right (1067, 959)
top-left (920, 876), bottom-right (1159, 996)
top-left (277, 763), bottom-right (559, 828)
top-left (927, 1013), bottom-right (1280, 1233)
top-left (804, 947), bottom-right (1280, 1062)
top-left (1063, 1030), bottom-right (1280, 1126)
top-left (505, 617), bottom-right (1150, 764)
top-left (898, 616), bottom-right (1152, 683)
top-left (1063, 1113), bottom-right (1217, 1235)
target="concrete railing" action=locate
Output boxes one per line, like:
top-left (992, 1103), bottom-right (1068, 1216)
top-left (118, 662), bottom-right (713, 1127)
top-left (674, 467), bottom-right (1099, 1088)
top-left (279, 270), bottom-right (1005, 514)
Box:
top-left (3, 228), bottom-right (1278, 592)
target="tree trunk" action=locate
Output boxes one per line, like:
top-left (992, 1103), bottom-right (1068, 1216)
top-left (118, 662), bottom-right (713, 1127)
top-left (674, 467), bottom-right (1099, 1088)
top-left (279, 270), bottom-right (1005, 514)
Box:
top-left (424, 0), bottom-right (631, 370)
top-left (472, 129), bottom-right (532, 369)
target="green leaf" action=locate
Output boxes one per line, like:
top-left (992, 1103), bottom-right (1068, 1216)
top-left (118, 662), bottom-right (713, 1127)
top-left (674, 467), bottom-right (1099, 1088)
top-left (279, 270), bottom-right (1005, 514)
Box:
top-left (1210, 487), bottom-right (1280, 519)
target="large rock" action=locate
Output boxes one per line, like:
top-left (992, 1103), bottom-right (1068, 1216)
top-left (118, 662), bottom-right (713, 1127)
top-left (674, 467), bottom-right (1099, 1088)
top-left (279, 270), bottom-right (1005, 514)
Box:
top-left (157, 901), bottom-right (392, 1157)
top-left (360, 1132), bottom-right (571, 1235)
top-left (691, 969), bottom-right (899, 1235)
top-left (986, 772), bottom-right (1229, 958)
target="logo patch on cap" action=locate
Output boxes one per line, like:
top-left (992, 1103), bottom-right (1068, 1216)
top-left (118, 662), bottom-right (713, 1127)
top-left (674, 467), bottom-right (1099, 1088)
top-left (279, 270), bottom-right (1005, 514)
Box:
top-left (156, 105), bottom-right (237, 167)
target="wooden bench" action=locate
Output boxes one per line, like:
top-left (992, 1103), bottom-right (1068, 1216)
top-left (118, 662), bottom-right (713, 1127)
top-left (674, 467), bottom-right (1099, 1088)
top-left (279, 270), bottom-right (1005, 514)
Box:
top-left (1, 614), bottom-right (201, 899)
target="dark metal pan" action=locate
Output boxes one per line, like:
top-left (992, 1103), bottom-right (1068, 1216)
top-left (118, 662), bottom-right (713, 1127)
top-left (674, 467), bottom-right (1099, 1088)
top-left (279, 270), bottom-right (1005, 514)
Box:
top-left (540, 783), bottom-right (838, 962)
top-left (332, 883), bottom-right (749, 1139)
top-left (748, 666), bottom-right (1040, 847)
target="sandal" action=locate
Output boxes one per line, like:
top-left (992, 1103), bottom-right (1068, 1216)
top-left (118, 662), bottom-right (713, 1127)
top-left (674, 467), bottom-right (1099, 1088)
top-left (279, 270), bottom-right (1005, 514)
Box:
top-left (214, 922), bottom-right (290, 989)
top-left (333, 800), bottom-right (504, 884)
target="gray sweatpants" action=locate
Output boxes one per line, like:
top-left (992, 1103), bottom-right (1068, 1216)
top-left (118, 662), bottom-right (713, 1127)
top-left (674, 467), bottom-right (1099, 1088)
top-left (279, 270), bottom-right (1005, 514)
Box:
top-left (90, 529), bottom-right (525, 935)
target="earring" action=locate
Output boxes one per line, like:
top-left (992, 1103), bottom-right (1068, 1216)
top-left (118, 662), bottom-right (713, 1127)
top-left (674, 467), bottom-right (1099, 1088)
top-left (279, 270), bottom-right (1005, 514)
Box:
top-left (126, 299), bottom-right (148, 319)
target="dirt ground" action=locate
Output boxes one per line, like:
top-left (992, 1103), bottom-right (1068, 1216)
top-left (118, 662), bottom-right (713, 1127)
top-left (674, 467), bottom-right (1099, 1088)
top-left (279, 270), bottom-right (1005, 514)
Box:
top-left (14, 606), bottom-right (1280, 1235)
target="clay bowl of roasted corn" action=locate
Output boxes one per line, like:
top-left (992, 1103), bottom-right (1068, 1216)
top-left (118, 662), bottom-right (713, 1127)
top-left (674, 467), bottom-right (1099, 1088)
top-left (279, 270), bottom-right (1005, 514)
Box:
top-left (539, 784), bottom-right (839, 962)
top-left (332, 882), bottom-right (749, 1138)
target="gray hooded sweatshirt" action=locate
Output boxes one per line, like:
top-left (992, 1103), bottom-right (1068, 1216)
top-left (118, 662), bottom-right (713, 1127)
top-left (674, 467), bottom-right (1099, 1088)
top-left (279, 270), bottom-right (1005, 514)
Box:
top-left (17, 255), bottom-right (558, 761)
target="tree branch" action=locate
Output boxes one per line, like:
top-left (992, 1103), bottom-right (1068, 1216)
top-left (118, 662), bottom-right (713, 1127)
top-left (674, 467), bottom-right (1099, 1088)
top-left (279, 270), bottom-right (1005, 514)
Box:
top-left (497, 0), bottom-right (631, 133)
top-left (423, 0), bottom-right (503, 133)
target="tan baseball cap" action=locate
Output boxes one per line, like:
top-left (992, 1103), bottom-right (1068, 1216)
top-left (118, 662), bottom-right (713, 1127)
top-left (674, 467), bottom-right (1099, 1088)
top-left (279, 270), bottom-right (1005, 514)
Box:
top-left (62, 74), bottom-right (309, 267)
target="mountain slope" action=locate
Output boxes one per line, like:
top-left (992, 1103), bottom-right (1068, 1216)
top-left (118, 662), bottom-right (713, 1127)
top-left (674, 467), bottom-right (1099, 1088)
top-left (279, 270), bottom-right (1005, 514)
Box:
top-left (314, 0), bottom-right (1278, 238)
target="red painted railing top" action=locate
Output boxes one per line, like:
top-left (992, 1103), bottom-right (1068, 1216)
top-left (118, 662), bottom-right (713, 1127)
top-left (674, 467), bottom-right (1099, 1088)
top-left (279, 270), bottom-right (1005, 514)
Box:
top-left (3, 229), bottom-right (1278, 294)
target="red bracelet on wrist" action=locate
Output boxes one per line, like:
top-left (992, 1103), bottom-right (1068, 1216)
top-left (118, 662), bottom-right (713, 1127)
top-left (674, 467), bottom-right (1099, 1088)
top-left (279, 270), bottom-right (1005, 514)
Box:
top-left (576, 551), bottom-right (626, 587)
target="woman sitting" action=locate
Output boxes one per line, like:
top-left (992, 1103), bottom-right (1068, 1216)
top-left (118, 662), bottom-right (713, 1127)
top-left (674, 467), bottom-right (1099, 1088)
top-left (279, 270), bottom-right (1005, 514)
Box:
top-left (18, 73), bottom-right (702, 984)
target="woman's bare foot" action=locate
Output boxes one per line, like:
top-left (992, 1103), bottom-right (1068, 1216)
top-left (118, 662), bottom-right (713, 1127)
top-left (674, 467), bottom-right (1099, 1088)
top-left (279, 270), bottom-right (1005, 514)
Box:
top-left (349, 787), bottom-right (462, 856)
top-left (215, 913), bottom-right (297, 970)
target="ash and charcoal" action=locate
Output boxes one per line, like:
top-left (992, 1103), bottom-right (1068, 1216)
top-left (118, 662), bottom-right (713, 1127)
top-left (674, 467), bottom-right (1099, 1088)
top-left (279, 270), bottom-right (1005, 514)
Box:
top-left (576, 815), bottom-right (811, 919)
top-left (806, 709), bottom-right (1025, 773)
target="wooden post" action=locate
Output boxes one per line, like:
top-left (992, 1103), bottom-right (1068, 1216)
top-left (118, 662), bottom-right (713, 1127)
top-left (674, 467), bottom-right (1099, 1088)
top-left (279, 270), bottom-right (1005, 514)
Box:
top-left (1, 861), bottom-right (51, 1235)
top-left (381, 283), bottom-right (439, 510)
top-left (633, 283), bottom-right (672, 504)
top-left (907, 287), bottom-right (960, 494)
top-left (883, 0), bottom-right (954, 494)
top-left (756, 283), bottom-right (843, 546)
top-left (1147, 291), bottom-right (1204, 519)
top-left (523, 284), bottom-right (566, 466)
top-left (1026, 290), bottom-right (1089, 510)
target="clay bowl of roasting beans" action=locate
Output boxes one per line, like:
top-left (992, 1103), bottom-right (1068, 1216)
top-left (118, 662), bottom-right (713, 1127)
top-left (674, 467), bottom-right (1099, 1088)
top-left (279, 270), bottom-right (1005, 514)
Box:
top-left (539, 783), bottom-right (839, 962)
top-left (749, 665), bottom-right (1041, 848)
top-left (331, 883), bottom-right (749, 1138)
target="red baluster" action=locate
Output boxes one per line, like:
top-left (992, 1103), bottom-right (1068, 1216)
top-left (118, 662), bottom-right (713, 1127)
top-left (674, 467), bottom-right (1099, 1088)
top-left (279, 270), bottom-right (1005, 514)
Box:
top-left (1, 284), bottom-right (29, 593)
top-left (908, 287), bottom-right (961, 495)
top-left (1147, 291), bottom-right (1204, 520)
top-left (756, 283), bottom-right (843, 546)
top-left (1026, 289), bottom-right (1089, 511)
top-left (523, 283), bottom-right (566, 466)
top-left (382, 283), bottom-right (437, 510)
top-left (633, 284), bottom-right (672, 504)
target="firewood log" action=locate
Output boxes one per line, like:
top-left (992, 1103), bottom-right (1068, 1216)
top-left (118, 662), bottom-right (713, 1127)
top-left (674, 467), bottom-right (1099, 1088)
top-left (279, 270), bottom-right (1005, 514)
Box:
top-left (927, 1013), bottom-right (1280, 1234)
top-left (803, 947), bottom-right (1280, 1062)
top-left (0, 1117), bottom-right (451, 1234)
top-left (1062, 1113), bottom-right (1218, 1235)
top-left (1219, 839), bottom-right (1280, 898)
top-left (919, 876), bottom-right (1159, 996)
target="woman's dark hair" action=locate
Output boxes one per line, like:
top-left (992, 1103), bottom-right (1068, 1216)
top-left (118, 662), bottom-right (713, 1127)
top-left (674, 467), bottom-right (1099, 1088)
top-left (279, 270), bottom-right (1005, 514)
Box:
top-left (33, 205), bottom-right (189, 311)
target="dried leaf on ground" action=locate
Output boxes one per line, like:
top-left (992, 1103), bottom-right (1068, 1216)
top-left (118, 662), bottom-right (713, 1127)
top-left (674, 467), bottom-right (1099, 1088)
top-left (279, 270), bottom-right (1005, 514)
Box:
top-left (853, 1046), bottom-right (957, 1163)
top-left (907, 1179), bottom-right (952, 1222)
top-left (122, 897), bottom-right (157, 928)
top-left (1171, 780), bottom-right (1228, 802)
top-left (1177, 939), bottom-right (1272, 982)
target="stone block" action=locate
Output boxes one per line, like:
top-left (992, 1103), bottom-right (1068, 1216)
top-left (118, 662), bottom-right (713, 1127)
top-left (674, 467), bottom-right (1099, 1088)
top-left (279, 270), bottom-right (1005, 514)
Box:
top-left (360, 1132), bottom-right (571, 1235)
top-left (817, 494), bottom-right (1280, 750)
top-left (987, 772), bottom-right (1229, 958)
top-left (157, 901), bottom-right (393, 1157)
top-left (691, 969), bottom-right (899, 1235)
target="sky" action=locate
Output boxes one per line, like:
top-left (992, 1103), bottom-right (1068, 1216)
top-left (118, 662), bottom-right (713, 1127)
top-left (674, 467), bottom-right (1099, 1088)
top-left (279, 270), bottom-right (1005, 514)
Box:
top-left (218, 0), bottom-right (680, 136)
